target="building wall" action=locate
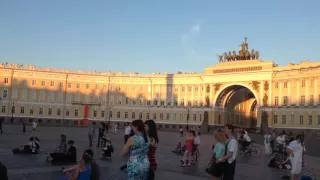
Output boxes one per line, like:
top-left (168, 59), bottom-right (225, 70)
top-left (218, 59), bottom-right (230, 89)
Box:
top-left (1, 60), bottom-right (320, 130)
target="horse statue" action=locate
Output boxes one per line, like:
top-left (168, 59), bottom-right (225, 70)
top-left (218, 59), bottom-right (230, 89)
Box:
top-left (232, 51), bottom-right (237, 60)
top-left (223, 52), bottom-right (228, 62)
top-left (244, 50), bottom-right (250, 60)
top-left (217, 55), bottom-right (224, 62)
top-left (250, 49), bottom-right (255, 59)
top-left (228, 51), bottom-right (232, 61)
top-left (255, 50), bottom-right (260, 59)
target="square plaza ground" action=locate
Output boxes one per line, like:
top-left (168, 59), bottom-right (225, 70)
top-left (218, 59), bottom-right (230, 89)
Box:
top-left (0, 125), bottom-right (319, 180)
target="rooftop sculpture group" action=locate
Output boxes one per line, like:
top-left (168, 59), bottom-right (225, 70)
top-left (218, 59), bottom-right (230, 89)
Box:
top-left (217, 37), bottom-right (260, 62)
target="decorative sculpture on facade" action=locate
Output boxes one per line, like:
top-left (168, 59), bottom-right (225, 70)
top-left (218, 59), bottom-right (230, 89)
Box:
top-left (264, 81), bottom-right (269, 91)
top-left (251, 81), bottom-right (260, 92)
top-left (214, 83), bottom-right (221, 92)
top-left (263, 93), bottom-right (268, 106)
top-left (206, 84), bottom-right (210, 93)
top-left (218, 37), bottom-right (260, 62)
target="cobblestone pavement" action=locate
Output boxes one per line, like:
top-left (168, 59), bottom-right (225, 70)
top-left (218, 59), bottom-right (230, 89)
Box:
top-left (0, 125), bottom-right (319, 180)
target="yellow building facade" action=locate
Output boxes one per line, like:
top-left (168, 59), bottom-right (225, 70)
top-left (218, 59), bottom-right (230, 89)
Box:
top-left (1, 59), bottom-right (320, 133)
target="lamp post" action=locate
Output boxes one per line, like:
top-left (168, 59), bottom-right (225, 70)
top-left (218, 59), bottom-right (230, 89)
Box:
top-left (185, 106), bottom-right (191, 130)
top-left (148, 106), bottom-right (151, 120)
top-left (11, 102), bottom-right (15, 124)
top-left (108, 104), bottom-right (113, 123)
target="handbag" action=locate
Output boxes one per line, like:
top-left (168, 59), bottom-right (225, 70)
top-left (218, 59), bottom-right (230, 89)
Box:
top-left (205, 153), bottom-right (217, 175)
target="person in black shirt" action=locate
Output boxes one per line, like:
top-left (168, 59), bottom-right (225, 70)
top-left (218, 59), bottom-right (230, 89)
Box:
top-left (67, 140), bottom-right (77, 163)
top-left (97, 123), bottom-right (105, 147)
top-left (0, 161), bottom-right (8, 180)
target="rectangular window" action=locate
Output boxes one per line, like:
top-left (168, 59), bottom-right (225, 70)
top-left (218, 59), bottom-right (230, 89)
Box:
top-left (101, 111), bottom-right (105, 118)
top-left (20, 107), bottom-right (24, 114)
top-left (173, 113), bottom-right (176, 120)
top-left (125, 112), bottom-right (128, 119)
top-left (48, 108), bottom-right (52, 116)
top-left (281, 115), bottom-right (286, 124)
top-left (139, 112), bottom-right (142, 119)
top-left (153, 113), bottom-right (156, 120)
top-left (41, 81), bottom-right (46, 86)
top-left (308, 115), bottom-right (312, 125)
top-left (4, 78), bottom-right (9, 84)
top-left (160, 113), bottom-right (163, 120)
top-left (147, 100), bottom-right (151, 106)
top-left (39, 107), bottom-right (43, 115)
top-left (290, 115), bottom-right (295, 124)
top-left (86, 84), bottom-right (90, 89)
top-left (166, 113), bottom-right (170, 120)
top-left (153, 99), bottom-right (158, 106)
top-left (283, 96), bottom-right (288, 106)
top-left (284, 82), bottom-right (287, 88)
top-left (310, 95), bottom-right (314, 105)
top-left (30, 109), bottom-right (33, 115)
top-left (93, 111), bottom-right (97, 117)
top-left (11, 106), bottom-right (15, 114)
top-left (57, 108), bottom-right (61, 116)
top-left (32, 80), bottom-right (36, 86)
top-left (299, 115), bottom-right (304, 125)
top-left (133, 100), bottom-right (136, 105)
top-left (75, 110), bottom-right (78, 117)
top-left (146, 113), bottom-right (150, 119)
top-left (117, 111), bottom-right (120, 119)
top-left (59, 82), bottom-right (63, 88)
top-left (3, 90), bottom-right (8, 98)
top-left (273, 115), bottom-right (278, 124)
top-left (132, 112), bottom-right (135, 119)
top-left (274, 96), bottom-right (279, 106)
top-left (68, 83), bottom-right (72, 88)
top-left (109, 111), bottom-right (113, 118)
top-left (301, 80), bottom-right (305, 87)
top-left (161, 100), bottom-right (164, 106)
top-left (193, 113), bottom-right (196, 121)
top-left (50, 81), bottom-right (55, 87)
top-left (300, 96), bottom-right (305, 105)
top-left (66, 110), bottom-right (70, 116)
top-left (76, 83), bottom-right (80, 88)
top-left (180, 99), bottom-right (185, 106)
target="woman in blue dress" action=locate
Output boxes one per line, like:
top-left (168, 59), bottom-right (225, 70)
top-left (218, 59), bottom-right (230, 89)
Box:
top-left (61, 153), bottom-right (91, 180)
top-left (122, 120), bottom-right (150, 180)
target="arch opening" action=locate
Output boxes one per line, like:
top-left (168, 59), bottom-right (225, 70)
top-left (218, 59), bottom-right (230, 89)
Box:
top-left (215, 85), bottom-right (258, 129)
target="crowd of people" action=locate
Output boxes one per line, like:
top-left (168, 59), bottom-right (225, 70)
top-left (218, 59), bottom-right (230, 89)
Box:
top-left (0, 119), bottom-right (314, 180)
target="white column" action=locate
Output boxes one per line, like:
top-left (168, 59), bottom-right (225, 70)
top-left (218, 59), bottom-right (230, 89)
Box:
top-left (178, 85), bottom-right (181, 105)
top-left (210, 84), bottom-right (213, 106)
top-left (315, 79), bottom-right (318, 105)
top-left (306, 79), bottom-right (309, 105)
top-left (198, 85), bottom-right (201, 107)
top-left (269, 80), bottom-right (272, 106)
top-left (297, 80), bottom-right (300, 105)
top-left (191, 85), bottom-right (194, 106)
top-left (288, 81), bottom-right (291, 105)
top-left (260, 81), bottom-right (263, 105)
top-left (184, 84), bottom-right (187, 106)
top-left (279, 81), bottom-right (282, 106)
top-left (171, 85), bottom-right (174, 105)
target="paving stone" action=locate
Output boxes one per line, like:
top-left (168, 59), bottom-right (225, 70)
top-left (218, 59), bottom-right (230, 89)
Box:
top-left (0, 125), bottom-right (319, 180)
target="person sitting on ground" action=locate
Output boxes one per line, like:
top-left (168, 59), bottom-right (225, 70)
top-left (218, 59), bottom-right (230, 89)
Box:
top-left (12, 137), bottom-right (39, 154)
top-left (47, 134), bottom-right (68, 164)
top-left (61, 153), bottom-right (91, 180)
top-left (85, 149), bottom-right (100, 180)
top-left (67, 140), bottom-right (77, 163)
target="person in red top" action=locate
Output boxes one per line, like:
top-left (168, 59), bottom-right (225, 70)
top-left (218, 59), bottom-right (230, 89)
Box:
top-left (181, 130), bottom-right (195, 167)
top-left (144, 120), bottom-right (159, 180)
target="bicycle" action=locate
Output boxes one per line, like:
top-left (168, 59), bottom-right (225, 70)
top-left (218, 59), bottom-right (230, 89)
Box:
top-left (239, 141), bottom-right (262, 156)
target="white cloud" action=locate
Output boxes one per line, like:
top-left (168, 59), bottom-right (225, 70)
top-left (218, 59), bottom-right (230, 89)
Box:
top-left (180, 24), bottom-right (201, 59)
top-left (190, 24), bottom-right (201, 33)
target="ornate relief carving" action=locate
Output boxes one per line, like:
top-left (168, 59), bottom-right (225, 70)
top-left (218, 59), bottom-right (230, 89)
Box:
top-left (205, 96), bottom-right (210, 107)
top-left (206, 84), bottom-right (210, 93)
top-left (214, 83), bottom-right (221, 92)
top-left (213, 66), bottom-right (262, 74)
top-left (251, 81), bottom-right (260, 92)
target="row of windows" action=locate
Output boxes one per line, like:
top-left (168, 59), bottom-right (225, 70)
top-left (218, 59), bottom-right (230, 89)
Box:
top-left (273, 114), bottom-right (320, 125)
top-left (275, 79), bottom-right (314, 89)
top-left (0, 106), bottom-right (203, 121)
top-left (274, 95), bottom-right (320, 106)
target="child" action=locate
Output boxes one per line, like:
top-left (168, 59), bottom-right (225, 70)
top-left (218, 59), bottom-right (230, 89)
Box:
top-left (181, 130), bottom-right (195, 167)
top-left (264, 131), bottom-right (271, 155)
top-left (100, 138), bottom-right (113, 159)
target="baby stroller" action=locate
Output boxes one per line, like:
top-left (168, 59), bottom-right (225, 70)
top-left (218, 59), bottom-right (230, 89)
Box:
top-left (172, 142), bottom-right (185, 156)
top-left (100, 138), bottom-right (114, 159)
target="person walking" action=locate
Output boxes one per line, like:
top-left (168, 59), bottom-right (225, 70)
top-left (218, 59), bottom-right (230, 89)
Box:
top-left (22, 119), bottom-right (26, 133)
top-left (287, 134), bottom-right (304, 180)
top-left (264, 131), bottom-right (271, 155)
top-left (124, 122), bottom-right (131, 144)
top-left (216, 124), bottom-right (238, 180)
top-left (97, 122), bottom-right (105, 147)
top-left (88, 122), bottom-right (96, 147)
top-left (31, 121), bottom-right (37, 137)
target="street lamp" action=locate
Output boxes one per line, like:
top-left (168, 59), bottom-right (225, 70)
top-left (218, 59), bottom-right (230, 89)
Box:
top-left (108, 104), bottom-right (113, 123)
top-left (11, 102), bottom-right (15, 124)
top-left (185, 106), bottom-right (191, 130)
top-left (147, 106), bottom-right (151, 120)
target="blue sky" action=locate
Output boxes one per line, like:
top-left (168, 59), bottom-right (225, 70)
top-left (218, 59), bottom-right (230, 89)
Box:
top-left (0, 0), bottom-right (319, 74)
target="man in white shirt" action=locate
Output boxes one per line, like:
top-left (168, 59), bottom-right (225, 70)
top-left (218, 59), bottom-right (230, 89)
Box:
top-left (286, 134), bottom-right (303, 180)
top-left (217, 124), bottom-right (238, 180)
top-left (31, 121), bottom-right (37, 137)
top-left (124, 122), bottom-right (131, 144)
